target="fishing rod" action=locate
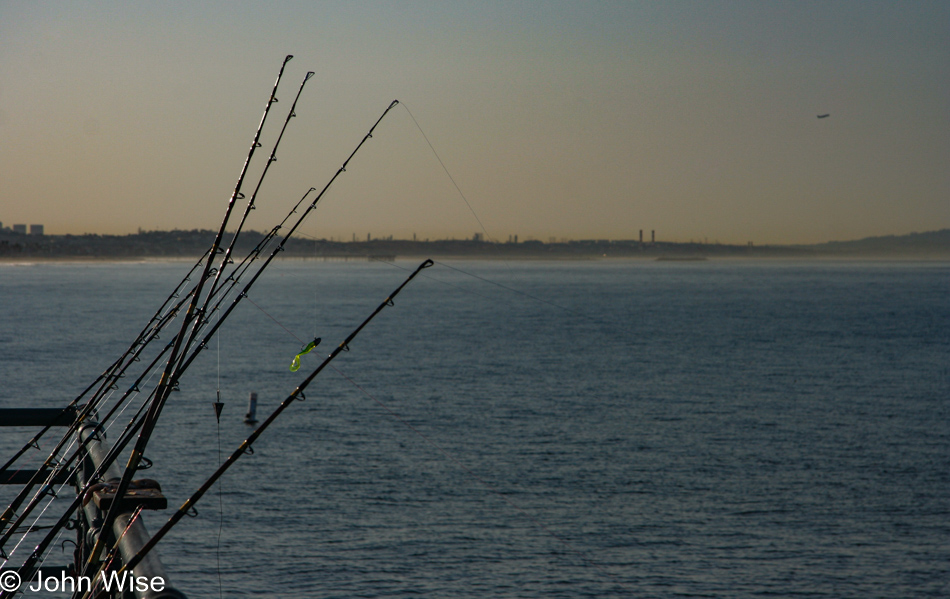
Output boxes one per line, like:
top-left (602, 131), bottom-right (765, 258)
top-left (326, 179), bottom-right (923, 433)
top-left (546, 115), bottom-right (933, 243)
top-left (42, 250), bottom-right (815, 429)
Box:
top-left (3, 57), bottom-right (303, 580)
top-left (8, 96), bottom-right (397, 585)
top-left (83, 102), bottom-right (400, 513)
top-left (0, 385), bottom-right (164, 592)
top-left (131, 55), bottom-right (297, 446)
top-left (69, 63), bottom-right (314, 436)
top-left (9, 196), bottom-right (358, 587)
top-left (170, 69), bottom-right (316, 401)
top-left (0, 186), bottom-right (314, 574)
top-left (2, 330), bottom-right (218, 575)
top-left (199, 70), bottom-right (316, 318)
top-left (0, 339), bottom-right (180, 553)
top-left (0, 186), bottom-right (317, 557)
top-left (0, 227), bottom-right (268, 539)
top-left (0, 252), bottom-right (209, 540)
top-left (80, 55), bottom-right (299, 571)
top-left (0, 247), bottom-right (208, 480)
top-left (166, 100), bottom-right (401, 388)
top-left (83, 259), bottom-right (434, 598)
top-left (168, 55), bottom-right (298, 347)
top-left (68, 182), bottom-right (311, 445)
top-left (0, 375), bottom-right (105, 476)
top-left (0, 246), bottom-right (212, 515)
top-left (143, 97), bottom-right (398, 451)
top-left (146, 53), bottom-right (294, 403)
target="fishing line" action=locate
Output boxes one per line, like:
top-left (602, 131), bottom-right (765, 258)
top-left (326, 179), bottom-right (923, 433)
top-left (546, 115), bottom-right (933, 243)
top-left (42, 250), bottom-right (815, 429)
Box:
top-left (313, 239), bottom-right (320, 339)
top-left (374, 258), bottom-right (606, 326)
top-left (11, 68), bottom-right (347, 590)
top-left (4, 524), bottom-right (56, 536)
top-left (2, 348), bottom-right (173, 565)
top-left (331, 367), bottom-right (626, 587)
top-left (215, 298), bottom-right (224, 599)
top-left (95, 506), bottom-right (145, 584)
top-left (92, 64), bottom-right (304, 566)
top-left (2, 426), bottom-right (98, 559)
top-left (19, 394), bottom-right (166, 594)
top-left (371, 259), bottom-right (501, 304)
top-left (433, 261), bottom-right (598, 321)
top-left (231, 265), bottom-right (624, 587)
top-left (90, 261), bottom-right (434, 595)
top-left (243, 295), bottom-right (305, 345)
top-left (1, 389), bottom-right (157, 564)
top-left (243, 294), bottom-right (323, 373)
top-left (1, 252), bottom-right (208, 529)
top-left (215, 409), bottom-right (224, 599)
top-left (2, 295), bottom-right (198, 554)
top-left (8, 519), bottom-right (71, 582)
top-left (413, 260), bottom-right (639, 362)
top-left (2, 458), bottom-right (79, 565)
top-left (399, 103), bottom-right (502, 249)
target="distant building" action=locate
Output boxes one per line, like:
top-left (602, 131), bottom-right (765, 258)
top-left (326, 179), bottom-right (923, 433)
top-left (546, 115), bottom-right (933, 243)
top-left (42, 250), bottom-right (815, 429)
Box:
top-left (30, 224), bottom-right (44, 236)
top-left (12, 224), bottom-right (27, 234)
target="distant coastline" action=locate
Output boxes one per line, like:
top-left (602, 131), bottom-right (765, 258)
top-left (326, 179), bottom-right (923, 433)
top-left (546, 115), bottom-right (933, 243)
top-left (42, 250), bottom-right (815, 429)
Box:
top-left (1, 229), bottom-right (948, 261)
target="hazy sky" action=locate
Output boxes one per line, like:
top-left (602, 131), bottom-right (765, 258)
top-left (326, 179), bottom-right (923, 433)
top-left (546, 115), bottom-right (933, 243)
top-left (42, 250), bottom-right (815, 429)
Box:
top-left (1, 1), bottom-right (947, 244)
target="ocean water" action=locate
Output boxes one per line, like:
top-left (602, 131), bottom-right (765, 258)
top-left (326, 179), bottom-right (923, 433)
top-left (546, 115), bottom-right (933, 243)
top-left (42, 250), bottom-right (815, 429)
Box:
top-left (0, 259), bottom-right (948, 598)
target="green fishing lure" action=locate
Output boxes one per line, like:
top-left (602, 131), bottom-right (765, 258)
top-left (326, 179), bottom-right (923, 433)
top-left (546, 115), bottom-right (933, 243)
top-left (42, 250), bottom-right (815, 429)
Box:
top-left (290, 338), bottom-right (321, 372)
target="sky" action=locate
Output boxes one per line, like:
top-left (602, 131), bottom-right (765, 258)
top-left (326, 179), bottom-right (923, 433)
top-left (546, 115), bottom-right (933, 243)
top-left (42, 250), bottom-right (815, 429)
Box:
top-left (0, 1), bottom-right (947, 245)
